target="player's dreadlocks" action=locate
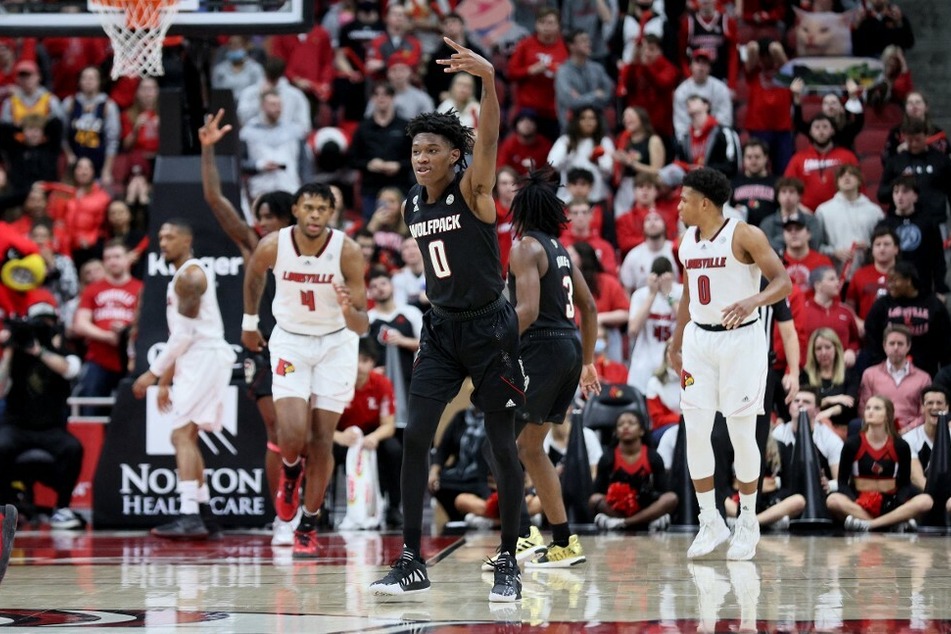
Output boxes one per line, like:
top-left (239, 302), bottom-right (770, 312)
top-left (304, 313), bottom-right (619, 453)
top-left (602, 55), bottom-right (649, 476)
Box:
top-left (510, 164), bottom-right (568, 238)
top-left (405, 111), bottom-right (475, 170)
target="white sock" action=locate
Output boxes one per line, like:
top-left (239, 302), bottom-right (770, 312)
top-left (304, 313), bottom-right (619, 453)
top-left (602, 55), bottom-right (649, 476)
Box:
top-left (197, 483), bottom-right (210, 504)
top-left (283, 456), bottom-right (301, 468)
top-left (739, 492), bottom-right (757, 517)
top-left (179, 480), bottom-right (199, 516)
top-left (696, 489), bottom-right (716, 513)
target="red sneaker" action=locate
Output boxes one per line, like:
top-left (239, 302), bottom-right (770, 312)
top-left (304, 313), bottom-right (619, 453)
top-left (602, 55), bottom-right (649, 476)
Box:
top-left (275, 466), bottom-right (303, 522)
top-left (0, 504), bottom-right (18, 584)
top-left (292, 529), bottom-right (319, 559)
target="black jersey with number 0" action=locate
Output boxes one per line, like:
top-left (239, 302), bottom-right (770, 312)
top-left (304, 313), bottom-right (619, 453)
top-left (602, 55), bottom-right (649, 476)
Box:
top-left (508, 230), bottom-right (577, 332)
top-left (405, 174), bottom-right (504, 310)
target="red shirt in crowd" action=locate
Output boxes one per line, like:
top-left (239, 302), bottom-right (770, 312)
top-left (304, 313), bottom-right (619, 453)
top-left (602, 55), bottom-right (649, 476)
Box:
top-left (614, 202), bottom-right (680, 255)
top-left (78, 277), bottom-right (143, 372)
top-left (506, 34), bottom-right (569, 122)
top-left (743, 66), bottom-right (792, 132)
top-left (846, 264), bottom-right (890, 320)
top-left (617, 55), bottom-right (679, 138)
top-left (338, 371), bottom-right (395, 435)
top-left (560, 234), bottom-right (619, 276)
top-left (497, 133), bottom-right (553, 175)
top-left (796, 297), bottom-right (861, 367)
top-left (783, 249), bottom-right (834, 292)
top-left (270, 25), bottom-right (336, 99)
top-left (784, 145), bottom-right (859, 211)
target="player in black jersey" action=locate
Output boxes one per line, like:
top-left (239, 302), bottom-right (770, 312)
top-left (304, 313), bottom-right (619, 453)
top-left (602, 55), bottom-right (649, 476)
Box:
top-left (199, 109), bottom-right (296, 544)
top-left (506, 166), bottom-right (600, 567)
top-left (370, 38), bottom-right (526, 603)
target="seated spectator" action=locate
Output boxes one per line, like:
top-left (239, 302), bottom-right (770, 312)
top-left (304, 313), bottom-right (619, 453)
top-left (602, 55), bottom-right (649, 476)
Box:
top-left (497, 109), bottom-right (553, 176)
top-left (879, 119), bottom-right (951, 228)
top-left (617, 34), bottom-right (677, 139)
top-left (211, 36), bottom-right (265, 100)
top-left (364, 4), bottom-right (422, 82)
top-left (646, 342), bottom-right (683, 445)
top-left (778, 388), bottom-right (843, 483)
top-left (364, 187), bottom-right (409, 272)
top-left (616, 176), bottom-right (678, 258)
top-left (423, 13), bottom-right (486, 104)
top-left (845, 225), bottom-right (899, 327)
top-left (731, 139), bottom-right (779, 228)
top-left (882, 92), bottom-right (949, 166)
top-left (790, 78), bottom-right (865, 153)
top-left (863, 261), bottom-right (951, 377)
top-left (620, 213), bottom-right (679, 298)
top-left (391, 237), bottom-right (428, 310)
top-left (61, 66), bottom-right (120, 187)
top-left (742, 40), bottom-right (794, 173)
top-left (780, 217), bottom-right (833, 292)
top-left (239, 90), bottom-right (307, 200)
top-left (674, 95), bottom-right (741, 179)
top-left (561, 168), bottom-right (606, 240)
top-left (544, 411), bottom-right (603, 481)
top-left (784, 115), bottom-right (860, 211)
top-left (554, 30), bottom-right (615, 132)
top-left (673, 49), bottom-right (732, 140)
top-left (590, 411), bottom-right (678, 531)
top-left (0, 301), bottom-right (85, 529)
top-left (118, 76), bottom-right (159, 184)
top-left (858, 324), bottom-right (931, 433)
top-left (867, 45), bottom-right (913, 108)
top-left (548, 107), bottom-right (616, 207)
top-left (63, 258), bottom-right (105, 345)
top-left (365, 52), bottom-right (435, 122)
top-left (826, 395), bottom-right (932, 532)
top-left (72, 240), bottom-right (142, 410)
top-left (612, 106), bottom-right (665, 221)
top-left (46, 158), bottom-right (112, 268)
top-left (593, 326), bottom-right (630, 386)
top-left (851, 0), bottom-right (915, 58)
top-left (627, 256), bottom-right (682, 394)
top-left (428, 406), bottom-right (491, 523)
top-left (30, 220), bottom-right (77, 309)
top-left (436, 72), bottom-right (480, 130)
top-left (236, 57), bottom-right (311, 131)
top-left (880, 175), bottom-right (948, 299)
top-left (268, 24), bottom-right (334, 111)
top-left (905, 386), bottom-right (950, 489)
top-left (570, 242), bottom-right (629, 362)
top-left (802, 328), bottom-right (860, 430)
top-left (561, 200), bottom-right (618, 275)
top-left (333, 338), bottom-right (403, 528)
top-left (760, 177), bottom-right (825, 253)
top-left (0, 59), bottom-right (65, 126)
top-left (815, 165), bottom-right (884, 272)
top-left (0, 113), bottom-right (62, 212)
top-left (798, 267), bottom-right (861, 367)
top-left (104, 200), bottom-right (148, 278)
top-left (724, 434), bottom-right (803, 530)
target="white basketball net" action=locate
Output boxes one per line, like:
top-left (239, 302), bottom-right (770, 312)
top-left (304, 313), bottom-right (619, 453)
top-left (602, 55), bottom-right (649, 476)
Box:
top-left (88, 0), bottom-right (181, 79)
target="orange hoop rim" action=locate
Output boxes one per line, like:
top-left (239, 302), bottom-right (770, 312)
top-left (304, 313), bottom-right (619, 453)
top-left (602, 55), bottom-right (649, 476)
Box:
top-left (90, 0), bottom-right (179, 29)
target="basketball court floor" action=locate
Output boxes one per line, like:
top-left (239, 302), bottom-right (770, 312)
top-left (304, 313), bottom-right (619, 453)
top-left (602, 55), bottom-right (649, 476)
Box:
top-left (2, 527), bottom-right (950, 632)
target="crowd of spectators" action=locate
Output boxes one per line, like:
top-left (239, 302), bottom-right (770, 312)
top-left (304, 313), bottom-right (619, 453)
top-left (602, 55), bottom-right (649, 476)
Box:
top-left (0, 0), bottom-right (949, 534)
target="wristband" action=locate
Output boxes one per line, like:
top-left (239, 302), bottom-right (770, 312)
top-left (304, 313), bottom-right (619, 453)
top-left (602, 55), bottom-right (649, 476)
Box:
top-left (241, 314), bottom-right (260, 331)
top-left (827, 480), bottom-right (838, 493)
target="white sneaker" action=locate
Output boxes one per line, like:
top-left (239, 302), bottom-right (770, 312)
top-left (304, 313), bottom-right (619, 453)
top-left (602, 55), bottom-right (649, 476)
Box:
top-left (687, 509), bottom-right (731, 559)
top-left (844, 515), bottom-right (871, 532)
top-left (50, 508), bottom-right (84, 530)
top-left (466, 513), bottom-right (497, 530)
top-left (727, 512), bottom-right (760, 561)
top-left (594, 513), bottom-right (626, 530)
top-left (271, 517), bottom-right (295, 546)
top-left (648, 513), bottom-right (670, 532)
top-left (770, 515), bottom-right (790, 531)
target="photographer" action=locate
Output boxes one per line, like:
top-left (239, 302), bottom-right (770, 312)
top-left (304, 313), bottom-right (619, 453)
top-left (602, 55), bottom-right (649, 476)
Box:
top-left (0, 302), bottom-right (85, 530)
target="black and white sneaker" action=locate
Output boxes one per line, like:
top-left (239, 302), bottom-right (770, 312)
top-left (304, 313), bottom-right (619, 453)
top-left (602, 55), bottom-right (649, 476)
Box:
top-left (370, 547), bottom-right (431, 596)
top-left (489, 552), bottom-right (522, 603)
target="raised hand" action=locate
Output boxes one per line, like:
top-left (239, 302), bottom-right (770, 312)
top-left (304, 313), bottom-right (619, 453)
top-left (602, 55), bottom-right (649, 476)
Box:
top-left (198, 108), bottom-right (233, 147)
top-left (436, 37), bottom-right (493, 80)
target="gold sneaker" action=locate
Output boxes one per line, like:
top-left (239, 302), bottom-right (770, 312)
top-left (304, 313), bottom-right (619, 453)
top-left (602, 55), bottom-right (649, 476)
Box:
top-left (526, 535), bottom-right (586, 568)
top-left (481, 526), bottom-right (547, 571)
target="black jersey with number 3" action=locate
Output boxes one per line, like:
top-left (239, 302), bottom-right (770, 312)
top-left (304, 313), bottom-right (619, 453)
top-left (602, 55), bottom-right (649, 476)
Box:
top-left (405, 174), bottom-right (504, 310)
top-left (508, 230), bottom-right (576, 332)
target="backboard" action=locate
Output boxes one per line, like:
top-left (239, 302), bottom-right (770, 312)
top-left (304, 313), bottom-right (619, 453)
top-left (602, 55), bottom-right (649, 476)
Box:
top-left (0, 0), bottom-right (314, 36)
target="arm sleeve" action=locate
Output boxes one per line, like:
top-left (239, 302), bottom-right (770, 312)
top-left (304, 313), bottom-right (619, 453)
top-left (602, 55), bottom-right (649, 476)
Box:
top-left (148, 313), bottom-right (198, 377)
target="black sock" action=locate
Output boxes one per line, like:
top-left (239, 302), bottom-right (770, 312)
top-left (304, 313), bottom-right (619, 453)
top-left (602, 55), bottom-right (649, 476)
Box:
top-left (551, 522), bottom-right (570, 547)
top-left (518, 499), bottom-right (532, 538)
top-left (283, 459), bottom-right (302, 479)
top-left (298, 508), bottom-right (319, 532)
top-left (483, 409), bottom-right (523, 558)
top-left (401, 395), bottom-right (444, 557)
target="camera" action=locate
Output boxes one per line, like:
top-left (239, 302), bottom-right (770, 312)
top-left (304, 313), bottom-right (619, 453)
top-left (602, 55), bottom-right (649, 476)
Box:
top-left (4, 316), bottom-right (56, 351)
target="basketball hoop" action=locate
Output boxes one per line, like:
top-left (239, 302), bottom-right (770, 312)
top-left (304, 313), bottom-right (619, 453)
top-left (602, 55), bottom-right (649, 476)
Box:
top-left (89, 0), bottom-right (182, 79)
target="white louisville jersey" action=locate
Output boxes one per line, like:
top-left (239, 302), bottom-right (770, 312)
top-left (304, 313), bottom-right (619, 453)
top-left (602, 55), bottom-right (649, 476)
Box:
top-left (167, 258), bottom-right (227, 346)
top-left (679, 218), bottom-right (760, 326)
top-left (271, 226), bottom-right (346, 336)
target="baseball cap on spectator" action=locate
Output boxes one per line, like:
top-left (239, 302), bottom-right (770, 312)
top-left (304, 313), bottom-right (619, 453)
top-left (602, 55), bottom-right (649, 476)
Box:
top-left (782, 215), bottom-right (807, 229)
top-left (691, 49), bottom-right (715, 63)
top-left (514, 108), bottom-right (538, 124)
top-left (27, 301), bottom-right (57, 320)
top-left (659, 164), bottom-right (685, 188)
top-left (14, 59), bottom-right (39, 76)
top-left (387, 50), bottom-right (417, 70)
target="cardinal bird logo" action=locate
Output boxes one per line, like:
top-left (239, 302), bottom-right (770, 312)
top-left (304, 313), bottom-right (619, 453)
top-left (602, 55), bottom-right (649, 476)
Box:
top-left (276, 359), bottom-right (296, 376)
top-left (682, 370), bottom-right (695, 389)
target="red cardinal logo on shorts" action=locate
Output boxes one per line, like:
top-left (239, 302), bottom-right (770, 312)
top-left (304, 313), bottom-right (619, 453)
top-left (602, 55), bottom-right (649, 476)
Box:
top-left (681, 370), bottom-right (694, 389)
top-left (276, 359), bottom-right (296, 376)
